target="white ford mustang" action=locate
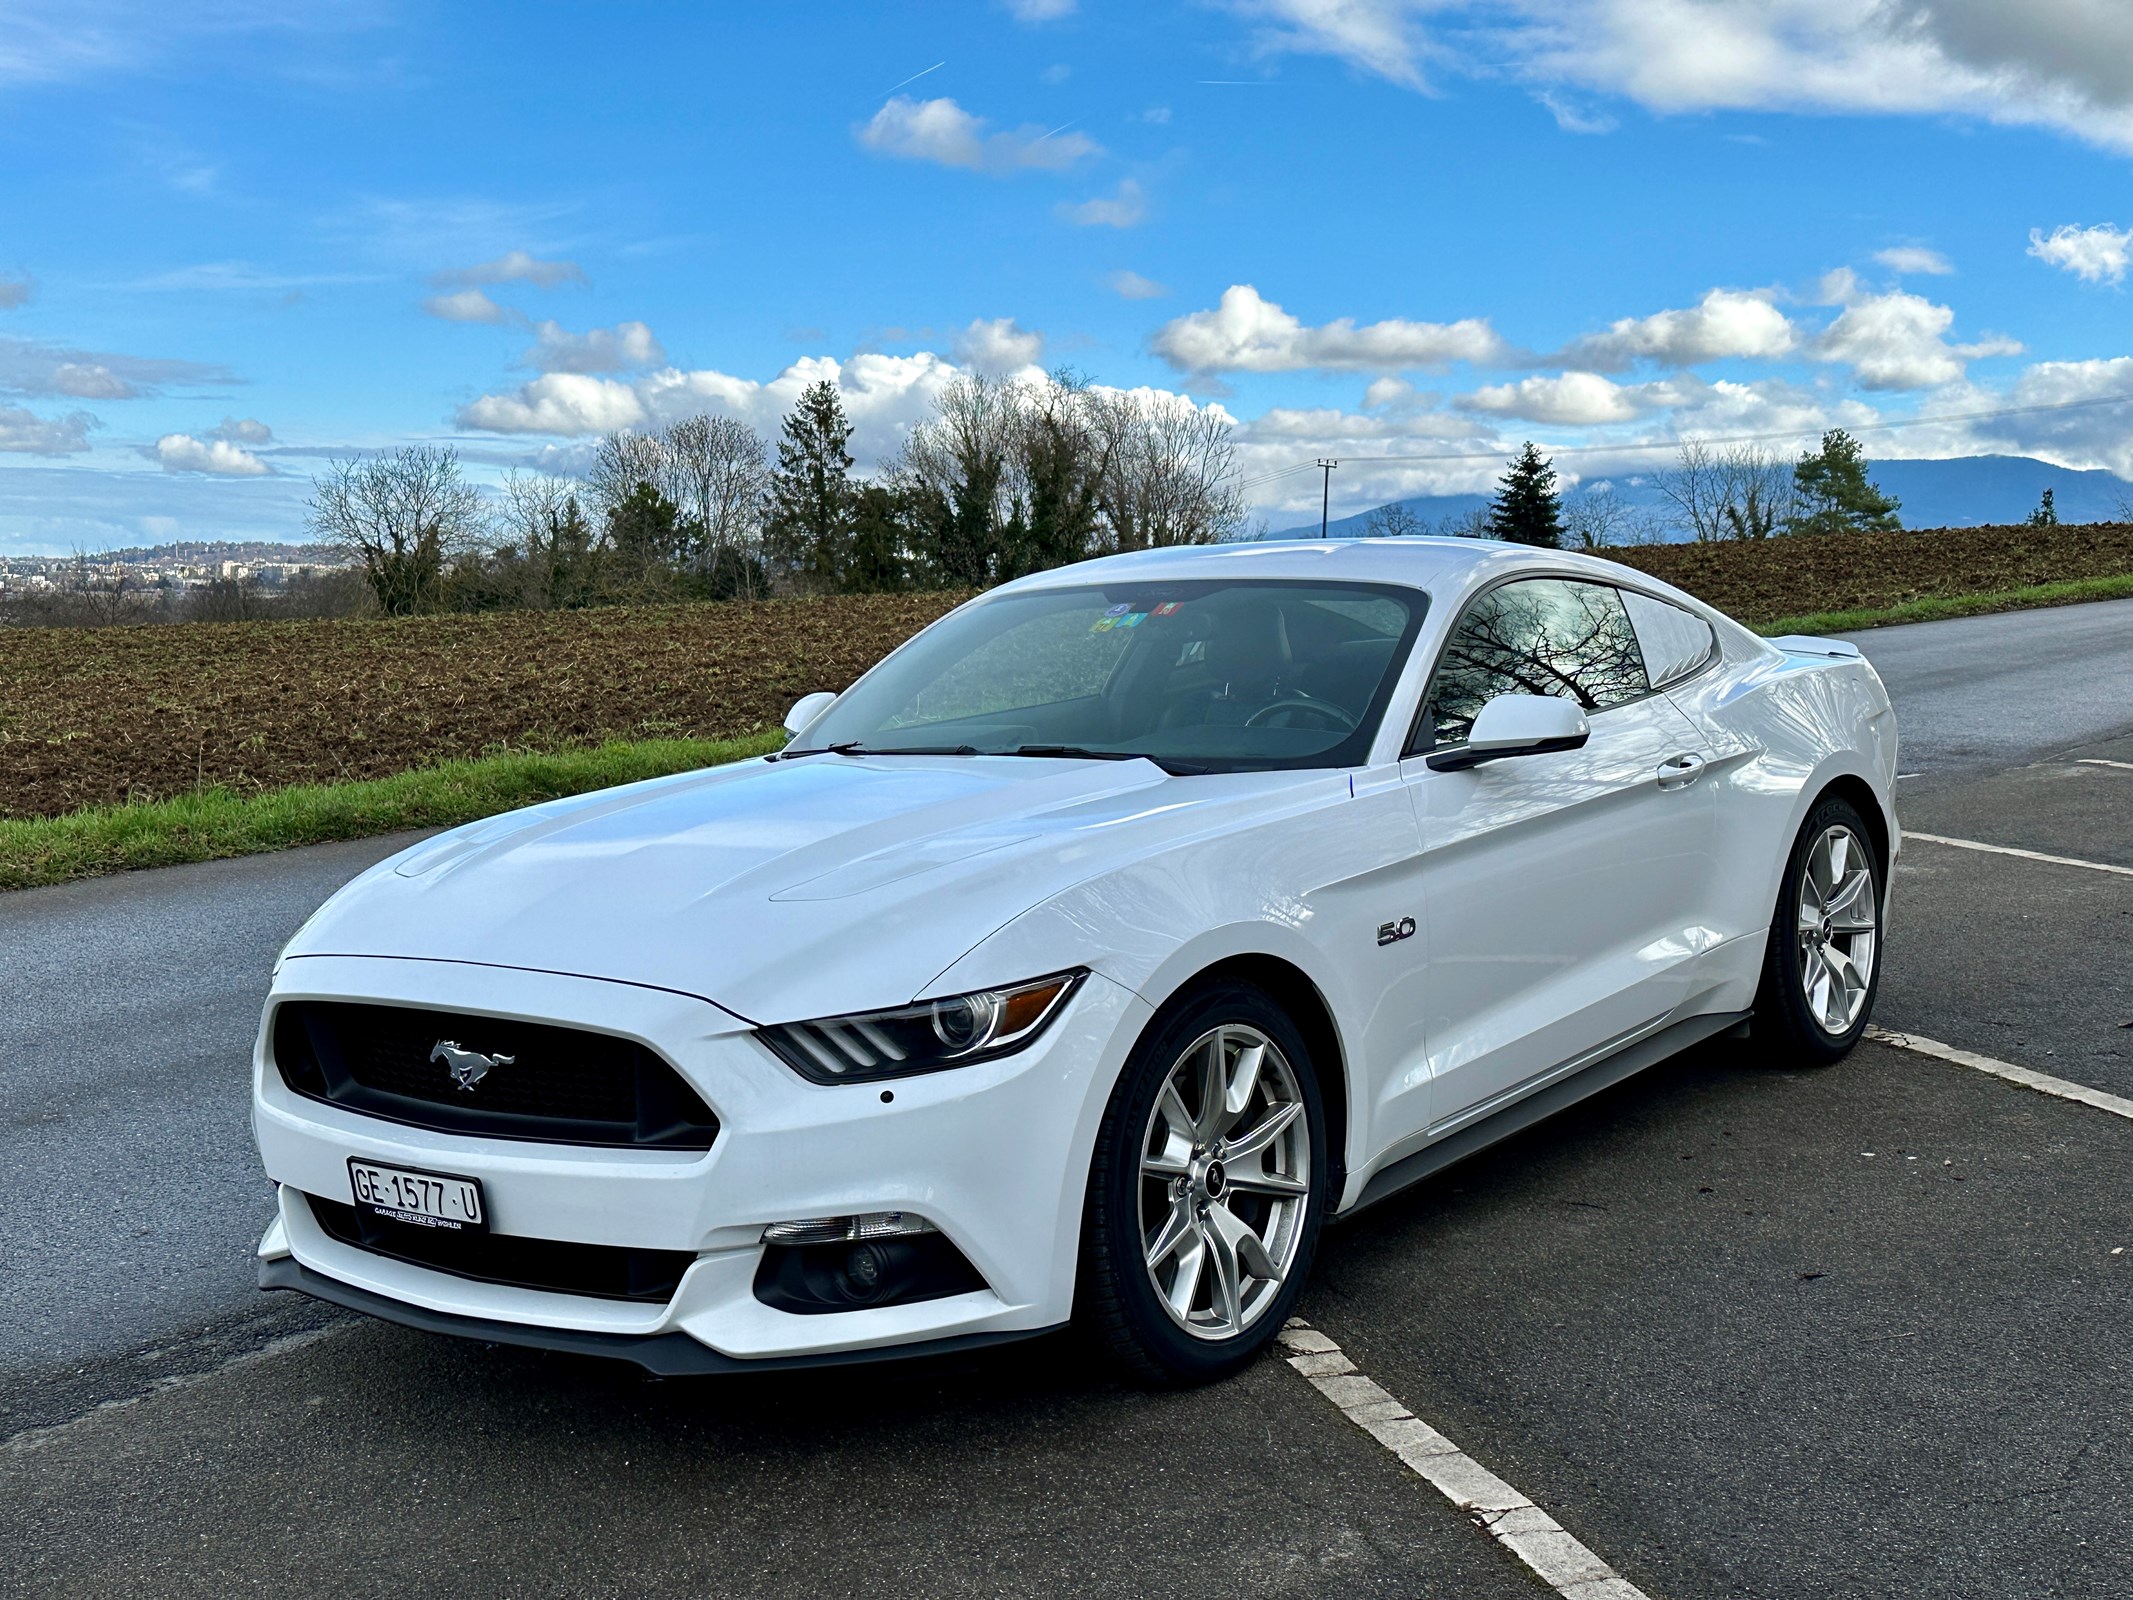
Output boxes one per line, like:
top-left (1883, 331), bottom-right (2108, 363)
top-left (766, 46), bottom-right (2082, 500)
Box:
top-left (252, 538), bottom-right (1897, 1382)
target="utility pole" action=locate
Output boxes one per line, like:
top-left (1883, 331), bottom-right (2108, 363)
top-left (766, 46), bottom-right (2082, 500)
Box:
top-left (1316, 459), bottom-right (1339, 538)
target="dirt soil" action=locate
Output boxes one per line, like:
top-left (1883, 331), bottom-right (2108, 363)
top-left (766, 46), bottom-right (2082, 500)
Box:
top-left (1597, 519), bottom-right (2133, 623)
top-left (0, 592), bottom-right (966, 819)
top-left (5, 519), bottom-right (2129, 822)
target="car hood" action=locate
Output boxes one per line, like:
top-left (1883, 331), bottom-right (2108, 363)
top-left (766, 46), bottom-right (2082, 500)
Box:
top-left (284, 753), bottom-right (1308, 1022)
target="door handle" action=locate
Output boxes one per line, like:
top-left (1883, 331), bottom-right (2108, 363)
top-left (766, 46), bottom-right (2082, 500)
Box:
top-left (1656, 752), bottom-right (1706, 789)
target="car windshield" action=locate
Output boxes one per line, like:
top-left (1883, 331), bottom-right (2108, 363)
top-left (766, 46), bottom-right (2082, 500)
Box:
top-left (795, 579), bottom-right (1427, 774)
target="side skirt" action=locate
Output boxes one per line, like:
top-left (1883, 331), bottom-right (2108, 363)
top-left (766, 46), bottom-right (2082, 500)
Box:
top-left (1333, 1009), bottom-right (1750, 1222)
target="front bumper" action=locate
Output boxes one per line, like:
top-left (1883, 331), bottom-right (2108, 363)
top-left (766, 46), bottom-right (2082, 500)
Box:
top-left (254, 954), bottom-right (1148, 1365)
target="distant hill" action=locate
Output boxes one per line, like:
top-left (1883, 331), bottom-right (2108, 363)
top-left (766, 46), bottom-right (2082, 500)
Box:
top-left (1264, 455), bottom-right (2130, 541)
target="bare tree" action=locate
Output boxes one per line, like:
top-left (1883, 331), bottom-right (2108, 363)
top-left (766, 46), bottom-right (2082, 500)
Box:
top-left (308, 446), bottom-right (487, 614)
top-left (586, 430), bottom-right (670, 525)
top-left (1659, 439), bottom-right (1795, 542)
top-left (661, 415), bottom-right (770, 583)
top-left (1363, 501), bottom-right (1426, 537)
top-left (1089, 389), bottom-right (1246, 550)
top-left (1561, 489), bottom-right (1647, 550)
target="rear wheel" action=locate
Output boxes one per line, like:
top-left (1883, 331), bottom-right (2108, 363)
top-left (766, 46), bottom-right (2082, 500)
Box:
top-left (1753, 795), bottom-right (1883, 1064)
top-left (1080, 980), bottom-right (1327, 1385)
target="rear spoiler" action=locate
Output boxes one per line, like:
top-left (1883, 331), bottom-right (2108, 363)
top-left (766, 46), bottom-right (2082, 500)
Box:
top-left (1768, 634), bottom-right (1862, 659)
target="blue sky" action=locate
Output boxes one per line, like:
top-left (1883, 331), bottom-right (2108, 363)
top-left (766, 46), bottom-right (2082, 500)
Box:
top-left (3, 0), bottom-right (2132, 552)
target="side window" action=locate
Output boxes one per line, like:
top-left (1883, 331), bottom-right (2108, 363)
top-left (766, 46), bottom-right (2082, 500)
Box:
top-left (1415, 578), bottom-right (1650, 751)
top-left (1620, 590), bottom-right (1716, 687)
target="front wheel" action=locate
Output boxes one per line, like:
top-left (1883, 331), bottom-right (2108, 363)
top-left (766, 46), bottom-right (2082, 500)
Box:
top-left (1080, 980), bottom-right (1327, 1385)
top-left (1753, 795), bottom-right (1884, 1064)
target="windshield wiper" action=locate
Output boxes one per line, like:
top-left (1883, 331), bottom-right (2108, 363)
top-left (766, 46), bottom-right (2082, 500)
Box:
top-left (1006, 744), bottom-right (1145, 761)
top-left (774, 741), bottom-right (981, 760)
top-left (1008, 745), bottom-right (1209, 775)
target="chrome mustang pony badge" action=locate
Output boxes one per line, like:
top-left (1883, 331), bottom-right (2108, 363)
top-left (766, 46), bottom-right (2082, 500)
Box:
top-left (431, 1040), bottom-right (514, 1091)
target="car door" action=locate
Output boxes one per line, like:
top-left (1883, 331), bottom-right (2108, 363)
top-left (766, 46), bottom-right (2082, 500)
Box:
top-left (1397, 576), bottom-right (1717, 1136)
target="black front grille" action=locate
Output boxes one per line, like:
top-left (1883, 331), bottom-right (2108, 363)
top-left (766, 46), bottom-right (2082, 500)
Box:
top-left (304, 1193), bottom-right (693, 1304)
top-left (273, 1001), bottom-right (719, 1150)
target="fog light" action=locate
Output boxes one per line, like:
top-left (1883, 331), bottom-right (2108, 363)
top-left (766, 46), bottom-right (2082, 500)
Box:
top-left (844, 1243), bottom-right (888, 1298)
top-left (761, 1212), bottom-right (937, 1246)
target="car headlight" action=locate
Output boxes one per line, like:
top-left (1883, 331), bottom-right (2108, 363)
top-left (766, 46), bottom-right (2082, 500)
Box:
top-left (759, 970), bottom-right (1085, 1084)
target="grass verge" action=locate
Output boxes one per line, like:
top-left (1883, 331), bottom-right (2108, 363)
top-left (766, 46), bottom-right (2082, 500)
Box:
top-left (0, 729), bottom-right (784, 893)
top-left (1753, 571), bottom-right (2133, 638)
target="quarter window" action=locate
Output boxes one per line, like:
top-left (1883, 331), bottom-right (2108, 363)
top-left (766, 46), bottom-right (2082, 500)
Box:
top-left (1620, 590), bottom-right (1717, 687)
top-left (1416, 578), bottom-right (1650, 751)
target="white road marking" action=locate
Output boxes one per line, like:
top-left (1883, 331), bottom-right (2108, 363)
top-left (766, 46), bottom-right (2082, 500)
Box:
top-left (2076, 758), bottom-right (2133, 772)
top-left (1903, 831), bottom-right (2133, 879)
top-left (1278, 1321), bottom-right (1650, 1600)
top-left (1868, 1027), bottom-right (2133, 1123)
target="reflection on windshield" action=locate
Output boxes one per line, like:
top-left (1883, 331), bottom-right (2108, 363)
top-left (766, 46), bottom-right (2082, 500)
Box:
top-left (796, 580), bottom-right (1426, 774)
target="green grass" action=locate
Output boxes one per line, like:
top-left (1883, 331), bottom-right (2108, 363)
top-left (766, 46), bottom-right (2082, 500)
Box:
top-left (0, 729), bottom-right (785, 893)
top-left (1755, 571), bottom-right (2133, 638)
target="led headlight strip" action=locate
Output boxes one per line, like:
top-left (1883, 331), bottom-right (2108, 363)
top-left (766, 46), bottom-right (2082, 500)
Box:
top-left (759, 970), bottom-right (1085, 1084)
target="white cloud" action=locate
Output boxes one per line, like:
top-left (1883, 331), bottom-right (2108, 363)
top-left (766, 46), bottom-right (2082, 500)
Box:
top-left (523, 319), bottom-right (665, 374)
top-left (1564, 287), bottom-right (1796, 368)
top-left (209, 416), bottom-right (271, 444)
top-left (1004, 0), bottom-right (1076, 18)
top-left (1225, 1), bottom-right (2133, 153)
top-left (1059, 178), bottom-right (1146, 227)
top-left (433, 250), bottom-right (587, 290)
top-left (1535, 89), bottom-right (1616, 134)
top-left (1362, 376), bottom-right (1416, 409)
top-left (0, 335), bottom-right (232, 399)
top-left (152, 432), bottom-right (270, 476)
top-left (1153, 284), bottom-right (1508, 374)
top-left (1458, 371), bottom-right (1654, 425)
top-left (49, 363), bottom-right (138, 399)
top-left (458, 373), bottom-right (650, 436)
top-left (2027, 222), bottom-right (2133, 284)
top-left (953, 317), bottom-right (1046, 376)
top-left (439, 252), bottom-right (585, 290)
top-left (0, 403), bottom-right (94, 454)
top-left (1874, 245), bottom-right (1955, 276)
top-left (857, 95), bottom-right (1102, 173)
top-left (1225, 0), bottom-right (1437, 90)
top-left (0, 275), bottom-right (30, 309)
top-left (1812, 281), bottom-right (2021, 389)
top-left (457, 351), bottom-right (965, 469)
top-left (423, 287), bottom-right (512, 324)
top-left (1107, 269), bottom-right (1169, 300)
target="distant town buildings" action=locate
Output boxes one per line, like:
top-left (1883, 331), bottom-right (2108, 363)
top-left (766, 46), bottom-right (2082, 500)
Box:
top-left (0, 541), bottom-right (358, 601)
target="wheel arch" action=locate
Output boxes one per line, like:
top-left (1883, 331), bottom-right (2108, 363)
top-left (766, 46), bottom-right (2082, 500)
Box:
top-left (1139, 953), bottom-right (1351, 1206)
top-left (1814, 771), bottom-right (1892, 882)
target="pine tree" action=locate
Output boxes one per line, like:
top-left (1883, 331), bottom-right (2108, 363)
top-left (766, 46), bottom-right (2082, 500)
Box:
top-left (1788, 429), bottom-right (1901, 535)
top-left (764, 380), bottom-right (857, 594)
top-left (1485, 443), bottom-right (1562, 548)
top-left (846, 483), bottom-right (910, 594)
top-left (2027, 487), bottom-right (2059, 527)
top-left (604, 481), bottom-right (684, 596)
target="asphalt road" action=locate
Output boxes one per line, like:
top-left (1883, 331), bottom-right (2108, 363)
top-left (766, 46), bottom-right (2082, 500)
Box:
top-left (5, 596), bottom-right (2130, 1598)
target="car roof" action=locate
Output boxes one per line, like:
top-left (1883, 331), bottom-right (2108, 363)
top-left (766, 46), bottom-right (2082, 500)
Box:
top-left (995, 536), bottom-right (1660, 598)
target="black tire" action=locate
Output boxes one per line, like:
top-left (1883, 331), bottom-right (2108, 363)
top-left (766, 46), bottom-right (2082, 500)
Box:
top-left (1079, 978), bottom-right (1329, 1386)
top-left (1752, 793), bottom-right (1885, 1065)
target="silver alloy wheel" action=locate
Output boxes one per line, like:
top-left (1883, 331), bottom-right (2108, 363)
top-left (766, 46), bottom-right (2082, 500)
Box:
top-left (1797, 824), bottom-right (1878, 1035)
top-left (1137, 1023), bottom-right (1311, 1342)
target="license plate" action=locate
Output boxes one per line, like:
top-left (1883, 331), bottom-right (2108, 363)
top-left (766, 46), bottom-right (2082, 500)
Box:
top-left (347, 1158), bottom-right (485, 1232)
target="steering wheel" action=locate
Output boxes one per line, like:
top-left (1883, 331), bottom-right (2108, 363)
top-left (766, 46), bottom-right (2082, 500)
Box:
top-left (1244, 694), bottom-right (1358, 733)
